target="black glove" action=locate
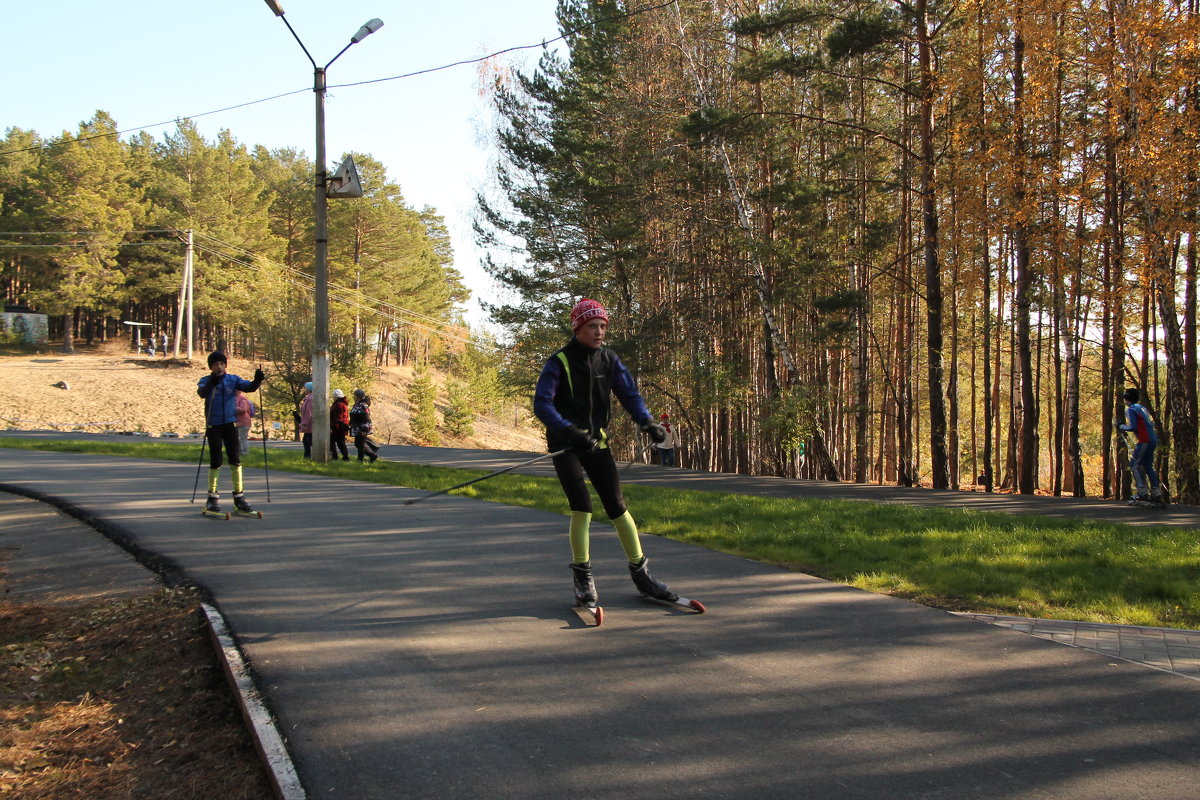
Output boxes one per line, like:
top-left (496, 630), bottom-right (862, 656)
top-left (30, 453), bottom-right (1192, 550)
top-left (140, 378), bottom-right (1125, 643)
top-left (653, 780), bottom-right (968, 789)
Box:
top-left (253, 368), bottom-right (265, 384)
top-left (640, 421), bottom-right (667, 444)
top-left (565, 425), bottom-right (598, 453)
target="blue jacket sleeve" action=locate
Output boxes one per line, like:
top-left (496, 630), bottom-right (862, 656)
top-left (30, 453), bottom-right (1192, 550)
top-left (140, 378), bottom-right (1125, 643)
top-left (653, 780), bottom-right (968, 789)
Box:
top-left (533, 357), bottom-right (572, 433)
top-left (610, 354), bottom-right (651, 426)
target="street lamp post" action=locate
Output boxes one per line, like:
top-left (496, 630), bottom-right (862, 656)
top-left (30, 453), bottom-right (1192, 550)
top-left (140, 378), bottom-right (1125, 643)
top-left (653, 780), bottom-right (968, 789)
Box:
top-left (264, 1), bottom-right (382, 464)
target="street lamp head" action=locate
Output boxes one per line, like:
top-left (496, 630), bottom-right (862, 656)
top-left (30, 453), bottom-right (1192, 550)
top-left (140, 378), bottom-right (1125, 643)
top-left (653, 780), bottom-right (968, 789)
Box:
top-left (350, 18), bottom-right (384, 44)
top-left (263, 0), bottom-right (285, 16)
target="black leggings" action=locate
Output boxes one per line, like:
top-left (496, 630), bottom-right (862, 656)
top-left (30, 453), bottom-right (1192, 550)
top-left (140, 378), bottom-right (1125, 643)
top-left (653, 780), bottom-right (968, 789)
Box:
top-left (552, 448), bottom-right (627, 519)
top-left (206, 423), bottom-right (241, 469)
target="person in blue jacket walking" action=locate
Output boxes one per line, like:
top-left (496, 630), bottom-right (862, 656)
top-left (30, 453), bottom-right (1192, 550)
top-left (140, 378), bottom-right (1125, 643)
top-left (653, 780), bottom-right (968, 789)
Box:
top-left (197, 351), bottom-right (264, 515)
top-left (533, 298), bottom-right (676, 608)
top-left (1119, 387), bottom-right (1163, 505)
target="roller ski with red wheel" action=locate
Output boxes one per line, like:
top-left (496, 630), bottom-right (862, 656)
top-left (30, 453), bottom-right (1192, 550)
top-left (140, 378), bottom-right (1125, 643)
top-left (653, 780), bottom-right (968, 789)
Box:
top-left (574, 601), bottom-right (604, 626)
top-left (233, 493), bottom-right (263, 518)
top-left (630, 556), bottom-right (705, 613)
top-left (570, 562), bottom-right (604, 626)
top-left (642, 594), bottom-right (706, 613)
top-left (202, 494), bottom-right (230, 520)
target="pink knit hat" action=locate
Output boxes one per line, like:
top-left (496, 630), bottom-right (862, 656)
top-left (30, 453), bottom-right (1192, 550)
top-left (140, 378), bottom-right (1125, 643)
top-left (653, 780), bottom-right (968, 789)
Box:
top-left (570, 298), bottom-right (609, 332)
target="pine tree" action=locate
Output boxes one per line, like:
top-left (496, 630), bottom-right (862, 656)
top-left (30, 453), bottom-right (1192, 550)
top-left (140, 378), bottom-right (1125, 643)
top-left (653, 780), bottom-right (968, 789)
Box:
top-left (444, 379), bottom-right (475, 438)
top-left (408, 364), bottom-right (440, 446)
top-left (27, 112), bottom-right (147, 352)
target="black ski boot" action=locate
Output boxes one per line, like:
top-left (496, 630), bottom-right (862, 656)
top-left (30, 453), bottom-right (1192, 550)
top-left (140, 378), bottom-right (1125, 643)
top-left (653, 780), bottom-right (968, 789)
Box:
top-left (570, 561), bottom-right (598, 605)
top-left (205, 493), bottom-right (222, 514)
top-left (232, 493), bottom-right (260, 517)
top-left (629, 556), bottom-right (678, 603)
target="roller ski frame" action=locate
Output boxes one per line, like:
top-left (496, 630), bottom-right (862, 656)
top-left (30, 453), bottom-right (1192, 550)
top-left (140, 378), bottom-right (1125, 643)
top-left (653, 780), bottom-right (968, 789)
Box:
top-left (202, 494), bottom-right (230, 520)
top-left (641, 594), bottom-right (706, 613)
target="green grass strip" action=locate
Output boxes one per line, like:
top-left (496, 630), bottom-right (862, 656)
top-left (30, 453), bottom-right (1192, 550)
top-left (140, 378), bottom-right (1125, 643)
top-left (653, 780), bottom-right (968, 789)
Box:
top-left (3, 436), bottom-right (1199, 629)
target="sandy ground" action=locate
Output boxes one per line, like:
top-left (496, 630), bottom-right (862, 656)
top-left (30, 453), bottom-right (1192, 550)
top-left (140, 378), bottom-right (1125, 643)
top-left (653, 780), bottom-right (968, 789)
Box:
top-left (0, 343), bottom-right (544, 450)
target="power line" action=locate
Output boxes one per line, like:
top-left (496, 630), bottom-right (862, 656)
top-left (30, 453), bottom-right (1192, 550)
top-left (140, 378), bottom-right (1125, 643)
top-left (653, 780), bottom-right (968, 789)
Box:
top-left (0, 225), bottom-right (484, 343)
top-left (330, 0), bottom-right (678, 90)
top-left (0, 90), bottom-right (311, 158)
top-left (187, 238), bottom-right (493, 351)
top-left (0, 0), bottom-right (678, 159)
top-left (0, 241), bottom-right (177, 248)
top-left (190, 229), bottom-right (466, 334)
top-left (0, 228), bottom-right (181, 236)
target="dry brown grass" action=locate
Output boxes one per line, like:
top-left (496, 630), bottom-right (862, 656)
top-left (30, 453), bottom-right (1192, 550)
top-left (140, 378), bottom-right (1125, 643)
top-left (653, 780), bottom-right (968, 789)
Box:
top-left (0, 341), bottom-right (544, 452)
top-left (0, 588), bottom-right (274, 799)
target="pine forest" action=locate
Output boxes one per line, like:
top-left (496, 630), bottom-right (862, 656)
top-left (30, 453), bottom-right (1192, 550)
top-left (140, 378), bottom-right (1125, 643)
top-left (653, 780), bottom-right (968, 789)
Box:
top-left (477, 0), bottom-right (1200, 503)
top-left (0, 115), bottom-right (479, 415)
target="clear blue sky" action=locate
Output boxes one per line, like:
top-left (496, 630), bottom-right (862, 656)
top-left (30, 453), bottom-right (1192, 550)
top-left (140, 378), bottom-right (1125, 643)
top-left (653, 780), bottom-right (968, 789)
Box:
top-left (3, 0), bottom-right (563, 328)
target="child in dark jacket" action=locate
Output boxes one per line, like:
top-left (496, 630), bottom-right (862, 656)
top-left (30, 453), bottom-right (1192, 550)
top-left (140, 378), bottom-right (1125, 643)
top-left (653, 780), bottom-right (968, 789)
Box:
top-left (349, 388), bottom-right (378, 462)
top-left (197, 352), bottom-right (264, 515)
top-left (329, 389), bottom-right (350, 460)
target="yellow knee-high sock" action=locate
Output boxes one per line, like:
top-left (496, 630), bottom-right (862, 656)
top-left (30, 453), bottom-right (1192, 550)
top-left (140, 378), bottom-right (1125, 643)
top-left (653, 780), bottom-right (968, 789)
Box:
top-left (232, 465), bottom-right (244, 494)
top-left (569, 511), bottom-right (592, 564)
top-left (207, 468), bottom-right (220, 494)
top-left (612, 511), bottom-right (643, 564)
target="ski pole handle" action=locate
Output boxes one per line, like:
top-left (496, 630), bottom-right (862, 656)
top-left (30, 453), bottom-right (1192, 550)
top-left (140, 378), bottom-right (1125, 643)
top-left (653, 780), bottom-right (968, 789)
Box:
top-left (404, 449), bottom-right (567, 506)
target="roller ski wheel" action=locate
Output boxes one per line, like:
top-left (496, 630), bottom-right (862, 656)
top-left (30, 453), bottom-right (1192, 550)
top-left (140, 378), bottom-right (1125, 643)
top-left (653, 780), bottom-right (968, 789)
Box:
top-left (574, 602), bottom-right (604, 627)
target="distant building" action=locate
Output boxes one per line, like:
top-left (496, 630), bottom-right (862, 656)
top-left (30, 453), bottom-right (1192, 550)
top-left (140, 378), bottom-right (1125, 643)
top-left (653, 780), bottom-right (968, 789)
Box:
top-left (2, 303), bottom-right (49, 344)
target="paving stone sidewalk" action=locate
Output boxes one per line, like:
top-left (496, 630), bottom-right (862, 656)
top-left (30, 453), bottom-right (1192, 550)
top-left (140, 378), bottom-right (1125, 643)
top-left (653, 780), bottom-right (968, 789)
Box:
top-left (958, 613), bottom-right (1200, 681)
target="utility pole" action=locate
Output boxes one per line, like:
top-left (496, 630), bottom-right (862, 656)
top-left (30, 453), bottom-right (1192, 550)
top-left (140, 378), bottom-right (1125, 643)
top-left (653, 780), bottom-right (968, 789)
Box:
top-left (173, 229), bottom-right (194, 360)
top-left (264, 0), bottom-right (383, 464)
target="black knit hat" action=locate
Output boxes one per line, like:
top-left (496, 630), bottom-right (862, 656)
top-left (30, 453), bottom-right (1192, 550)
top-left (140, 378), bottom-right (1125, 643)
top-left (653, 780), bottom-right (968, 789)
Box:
top-left (207, 351), bottom-right (228, 368)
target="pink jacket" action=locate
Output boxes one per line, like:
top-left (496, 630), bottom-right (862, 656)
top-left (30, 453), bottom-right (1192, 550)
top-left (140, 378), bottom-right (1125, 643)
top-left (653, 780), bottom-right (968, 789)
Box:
top-left (299, 393), bottom-right (313, 433)
top-left (235, 393), bottom-right (254, 429)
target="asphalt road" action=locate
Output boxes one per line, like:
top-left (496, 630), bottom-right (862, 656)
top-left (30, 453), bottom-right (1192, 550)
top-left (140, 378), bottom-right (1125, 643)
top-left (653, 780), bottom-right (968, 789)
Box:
top-left (2, 443), bottom-right (1199, 799)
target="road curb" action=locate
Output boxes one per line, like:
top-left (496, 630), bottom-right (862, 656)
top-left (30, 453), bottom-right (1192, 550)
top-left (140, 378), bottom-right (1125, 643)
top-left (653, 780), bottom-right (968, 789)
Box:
top-left (0, 483), bottom-right (308, 799)
top-left (202, 602), bottom-right (307, 800)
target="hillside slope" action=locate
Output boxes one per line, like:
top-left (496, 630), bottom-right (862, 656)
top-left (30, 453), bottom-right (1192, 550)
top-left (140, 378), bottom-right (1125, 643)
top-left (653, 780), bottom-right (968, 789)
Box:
top-left (0, 344), bottom-right (543, 451)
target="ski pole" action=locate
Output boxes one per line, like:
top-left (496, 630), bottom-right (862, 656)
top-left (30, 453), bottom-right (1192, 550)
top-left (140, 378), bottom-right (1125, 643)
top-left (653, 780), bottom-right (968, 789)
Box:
top-left (191, 431), bottom-right (207, 503)
top-left (259, 381), bottom-right (271, 503)
top-left (623, 440), bottom-right (655, 472)
top-left (404, 449), bottom-right (568, 506)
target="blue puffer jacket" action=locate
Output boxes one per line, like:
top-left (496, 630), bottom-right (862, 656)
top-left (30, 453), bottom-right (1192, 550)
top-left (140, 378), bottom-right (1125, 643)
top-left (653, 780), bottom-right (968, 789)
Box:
top-left (197, 373), bottom-right (258, 426)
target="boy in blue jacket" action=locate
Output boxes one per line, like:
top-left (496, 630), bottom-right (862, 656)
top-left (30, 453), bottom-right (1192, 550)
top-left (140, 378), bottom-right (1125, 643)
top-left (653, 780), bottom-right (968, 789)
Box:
top-left (197, 352), bottom-right (264, 515)
top-left (534, 299), bottom-right (679, 609)
top-left (1119, 387), bottom-right (1163, 505)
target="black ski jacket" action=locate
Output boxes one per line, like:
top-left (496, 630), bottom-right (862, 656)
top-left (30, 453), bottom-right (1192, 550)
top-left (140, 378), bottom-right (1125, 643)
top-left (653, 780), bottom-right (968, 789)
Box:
top-left (533, 337), bottom-right (651, 450)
